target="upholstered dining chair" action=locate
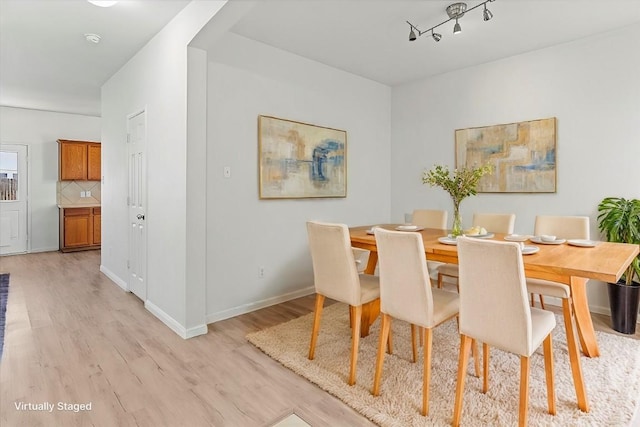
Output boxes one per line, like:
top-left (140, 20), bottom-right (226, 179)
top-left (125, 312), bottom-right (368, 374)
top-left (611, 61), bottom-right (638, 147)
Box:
top-left (372, 228), bottom-right (460, 416)
top-left (437, 212), bottom-right (516, 289)
top-left (526, 215), bottom-right (590, 412)
top-left (411, 209), bottom-right (448, 229)
top-left (306, 221), bottom-right (380, 386)
top-left (453, 237), bottom-right (557, 427)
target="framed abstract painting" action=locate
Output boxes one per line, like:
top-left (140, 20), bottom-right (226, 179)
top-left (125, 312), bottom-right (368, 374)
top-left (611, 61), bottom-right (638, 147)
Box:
top-left (455, 117), bottom-right (557, 193)
top-left (258, 115), bottom-right (347, 199)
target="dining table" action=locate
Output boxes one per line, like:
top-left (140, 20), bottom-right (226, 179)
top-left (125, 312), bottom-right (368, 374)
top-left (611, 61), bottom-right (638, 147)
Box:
top-left (349, 224), bottom-right (640, 358)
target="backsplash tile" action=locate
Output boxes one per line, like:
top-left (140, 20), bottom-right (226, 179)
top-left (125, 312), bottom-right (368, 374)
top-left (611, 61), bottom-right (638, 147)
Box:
top-left (57, 181), bottom-right (101, 205)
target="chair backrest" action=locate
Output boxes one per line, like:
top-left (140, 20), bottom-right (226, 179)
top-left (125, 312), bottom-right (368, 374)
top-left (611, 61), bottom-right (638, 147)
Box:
top-left (412, 209), bottom-right (448, 229)
top-left (307, 221), bottom-right (361, 306)
top-left (472, 212), bottom-right (516, 234)
top-left (374, 228), bottom-right (434, 327)
top-left (534, 215), bottom-right (589, 239)
top-left (457, 237), bottom-right (533, 356)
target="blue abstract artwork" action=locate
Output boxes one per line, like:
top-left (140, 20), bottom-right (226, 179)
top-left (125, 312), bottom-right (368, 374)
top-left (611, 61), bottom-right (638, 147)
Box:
top-left (455, 118), bottom-right (557, 193)
top-left (259, 116), bottom-right (346, 198)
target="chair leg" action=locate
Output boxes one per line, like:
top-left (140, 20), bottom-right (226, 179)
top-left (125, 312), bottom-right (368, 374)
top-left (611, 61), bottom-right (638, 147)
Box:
top-left (419, 326), bottom-right (424, 347)
top-left (562, 298), bottom-right (589, 412)
top-left (437, 273), bottom-right (444, 288)
top-left (308, 294), bottom-right (325, 360)
top-left (387, 322), bottom-right (394, 355)
top-left (453, 334), bottom-right (472, 427)
top-left (372, 313), bottom-right (391, 395)
top-left (539, 294), bottom-right (546, 309)
top-left (471, 339), bottom-right (480, 377)
top-left (483, 343), bottom-right (490, 393)
top-left (348, 305), bottom-right (362, 386)
top-left (543, 333), bottom-right (557, 416)
top-left (410, 324), bottom-right (417, 363)
top-left (422, 327), bottom-right (433, 416)
top-left (519, 356), bottom-right (530, 427)
top-left (530, 293), bottom-right (535, 307)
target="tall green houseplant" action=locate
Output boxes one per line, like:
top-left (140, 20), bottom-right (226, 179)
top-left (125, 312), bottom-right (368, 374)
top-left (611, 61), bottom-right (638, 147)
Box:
top-left (597, 197), bottom-right (640, 285)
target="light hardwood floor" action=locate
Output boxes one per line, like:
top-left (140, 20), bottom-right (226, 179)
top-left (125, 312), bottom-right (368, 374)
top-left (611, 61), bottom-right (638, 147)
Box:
top-left (0, 251), bottom-right (638, 427)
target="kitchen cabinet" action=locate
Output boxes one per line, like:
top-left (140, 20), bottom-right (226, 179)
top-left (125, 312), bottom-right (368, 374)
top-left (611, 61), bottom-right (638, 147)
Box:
top-left (59, 207), bottom-right (101, 252)
top-left (58, 139), bottom-right (101, 181)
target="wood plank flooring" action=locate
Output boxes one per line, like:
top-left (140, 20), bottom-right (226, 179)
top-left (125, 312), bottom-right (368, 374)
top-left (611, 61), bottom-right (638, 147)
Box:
top-left (0, 250), bottom-right (638, 426)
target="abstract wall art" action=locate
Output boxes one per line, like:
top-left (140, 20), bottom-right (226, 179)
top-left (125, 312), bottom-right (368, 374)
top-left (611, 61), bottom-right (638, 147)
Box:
top-left (258, 115), bottom-right (347, 199)
top-left (455, 117), bottom-right (557, 193)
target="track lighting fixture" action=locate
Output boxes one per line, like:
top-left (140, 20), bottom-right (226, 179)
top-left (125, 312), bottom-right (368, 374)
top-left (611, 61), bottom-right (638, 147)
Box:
top-left (406, 0), bottom-right (495, 43)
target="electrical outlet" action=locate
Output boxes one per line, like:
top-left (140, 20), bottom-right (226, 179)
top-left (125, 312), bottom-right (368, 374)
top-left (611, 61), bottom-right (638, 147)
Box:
top-left (86, 190), bottom-right (91, 197)
top-left (80, 191), bottom-right (86, 198)
top-left (259, 266), bottom-right (265, 278)
top-left (224, 166), bottom-right (231, 178)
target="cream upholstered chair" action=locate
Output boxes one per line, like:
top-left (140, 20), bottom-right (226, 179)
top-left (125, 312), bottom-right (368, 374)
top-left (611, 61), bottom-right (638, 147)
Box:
top-left (453, 237), bottom-right (557, 427)
top-left (372, 228), bottom-right (459, 416)
top-left (437, 213), bottom-right (516, 289)
top-left (352, 247), bottom-right (369, 273)
top-left (526, 215), bottom-right (590, 412)
top-left (306, 221), bottom-right (380, 386)
top-left (411, 209), bottom-right (448, 229)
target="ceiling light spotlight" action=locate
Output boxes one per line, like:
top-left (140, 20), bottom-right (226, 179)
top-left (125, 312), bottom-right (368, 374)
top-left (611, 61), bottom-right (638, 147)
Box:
top-left (453, 19), bottom-right (462, 34)
top-left (87, 1), bottom-right (118, 7)
top-left (405, 0), bottom-right (496, 43)
top-left (84, 33), bottom-right (101, 44)
top-left (483, 4), bottom-right (493, 21)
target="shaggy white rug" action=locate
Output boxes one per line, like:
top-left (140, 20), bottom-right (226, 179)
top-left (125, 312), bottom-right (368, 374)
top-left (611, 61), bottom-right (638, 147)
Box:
top-left (247, 303), bottom-right (640, 426)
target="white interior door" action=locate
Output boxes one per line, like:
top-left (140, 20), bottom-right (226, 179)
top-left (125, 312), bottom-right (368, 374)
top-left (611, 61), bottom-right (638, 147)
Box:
top-left (0, 144), bottom-right (28, 255)
top-left (127, 111), bottom-right (147, 300)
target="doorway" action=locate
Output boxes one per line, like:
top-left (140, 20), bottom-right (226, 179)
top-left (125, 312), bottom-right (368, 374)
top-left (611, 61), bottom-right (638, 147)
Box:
top-left (127, 110), bottom-right (147, 300)
top-left (0, 144), bottom-right (28, 255)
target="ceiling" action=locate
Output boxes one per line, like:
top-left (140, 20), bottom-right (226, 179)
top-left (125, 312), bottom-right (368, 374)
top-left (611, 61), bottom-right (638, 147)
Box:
top-left (2, 0), bottom-right (640, 117)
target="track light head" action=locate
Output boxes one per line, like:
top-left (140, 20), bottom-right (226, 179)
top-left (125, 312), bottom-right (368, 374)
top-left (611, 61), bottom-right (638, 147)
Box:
top-left (409, 28), bottom-right (417, 41)
top-left (432, 31), bottom-right (442, 42)
top-left (483, 4), bottom-right (493, 21)
top-left (453, 19), bottom-right (461, 34)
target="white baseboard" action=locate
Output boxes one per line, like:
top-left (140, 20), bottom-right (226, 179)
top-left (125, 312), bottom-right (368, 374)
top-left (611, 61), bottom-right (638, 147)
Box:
top-left (28, 247), bottom-right (59, 253)
top-left (206, 286), bottom-right (315, 324)
top-left (144, 300), bottom-right (207, 339)
top-left (99, 265), bottom-right (128, 291)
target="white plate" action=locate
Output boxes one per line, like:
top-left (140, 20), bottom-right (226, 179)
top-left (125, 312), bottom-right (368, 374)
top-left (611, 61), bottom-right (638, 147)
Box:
top-left (366, 227), bottom-right (380, 235)
top-left (395, 225), bottom-right (424, 231)
top-left (438, 236), bottom-right (458, 245)
top-left (465, 232), bottom-right (495, 239)
top-left (530, 236), bottom-right (566, 245)
top-left (504, 234), bottom-right (531, 242)
top-left (567, 239), bottom-right (598, 248)
top-left (522, 245), bottom-right (540, 255)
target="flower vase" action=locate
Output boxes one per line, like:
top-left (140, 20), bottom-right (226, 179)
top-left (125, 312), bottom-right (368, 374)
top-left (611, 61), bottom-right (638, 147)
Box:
top-left (451, 202), bottom-right (463, 237)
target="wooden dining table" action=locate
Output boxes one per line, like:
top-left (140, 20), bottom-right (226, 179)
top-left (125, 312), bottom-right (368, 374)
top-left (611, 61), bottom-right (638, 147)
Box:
top-left (350, 224), bottom-right (640, 358)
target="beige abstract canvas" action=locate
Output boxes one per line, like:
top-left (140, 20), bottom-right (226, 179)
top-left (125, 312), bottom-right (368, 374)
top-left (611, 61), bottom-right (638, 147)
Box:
top-left (259, 116), bottom-right (347, 199)
top-left (455, 117), bottom-right (557, 193)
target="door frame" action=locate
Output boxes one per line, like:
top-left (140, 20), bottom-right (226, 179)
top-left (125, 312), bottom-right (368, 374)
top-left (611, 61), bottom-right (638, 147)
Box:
top-left (0, 143), bottom-right (30, 255)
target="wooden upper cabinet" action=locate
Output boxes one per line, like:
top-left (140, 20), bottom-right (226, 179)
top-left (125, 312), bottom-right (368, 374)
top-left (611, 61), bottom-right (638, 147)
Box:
top-left (58, 139), bottom-right (101, 181)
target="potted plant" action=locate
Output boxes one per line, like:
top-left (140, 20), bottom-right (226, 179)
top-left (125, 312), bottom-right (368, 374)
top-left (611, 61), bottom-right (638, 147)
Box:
top-left (597, 197), bottom-right (640, 334)
top-left (422, 164), bottom-right (492, 236)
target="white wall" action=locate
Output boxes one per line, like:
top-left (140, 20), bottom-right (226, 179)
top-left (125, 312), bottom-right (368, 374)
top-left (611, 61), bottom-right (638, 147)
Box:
top-left (391, 23), bottom-right (640, 314)
top-left (0, 106), bottom-right (100, 252)
top-left (101, 1), bottom-right (229, 338)
top-left (205, 33), bottom-right (391, 321)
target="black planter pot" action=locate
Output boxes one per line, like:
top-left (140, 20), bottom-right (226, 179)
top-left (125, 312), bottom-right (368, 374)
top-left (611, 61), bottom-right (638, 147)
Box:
top-left (607, 280), bottom-right (640, 334)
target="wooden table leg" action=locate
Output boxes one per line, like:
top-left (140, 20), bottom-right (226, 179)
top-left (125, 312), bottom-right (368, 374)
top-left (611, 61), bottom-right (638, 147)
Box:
top-left (570, 276), bottom-right (600, 358)
top-left (360, 251), bottom-right (380, 337)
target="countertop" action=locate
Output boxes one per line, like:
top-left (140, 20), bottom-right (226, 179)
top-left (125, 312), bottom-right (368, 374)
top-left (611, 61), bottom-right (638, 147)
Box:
top-left (58, 204), bottom-right (101, 208)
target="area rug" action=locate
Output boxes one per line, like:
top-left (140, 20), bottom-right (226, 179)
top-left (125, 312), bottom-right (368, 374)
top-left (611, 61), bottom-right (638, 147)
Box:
top-left (0, 273), bottom-right (9, 360)
top-left (247, 303), bottom-right (640, 426)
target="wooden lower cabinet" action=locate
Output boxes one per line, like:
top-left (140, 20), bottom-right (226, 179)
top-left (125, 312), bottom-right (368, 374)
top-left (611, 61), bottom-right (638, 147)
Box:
top-left (60, 207), bottom-right (101, 252)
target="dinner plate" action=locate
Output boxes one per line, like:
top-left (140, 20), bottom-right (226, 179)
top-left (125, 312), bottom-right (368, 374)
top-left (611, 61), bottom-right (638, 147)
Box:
top-left (521, 245), bottom-right (540, 255)
top-left (465, 232), bottom-right (495, 239)
top-left (530, 236), bottom-right (566, 245)
top-left (366, 227), bottom-right (380, 235)
top-left (504, 234), bottom-right (531, 242)
top-left (438, 236), bottom-right (458, 245)
top-left (395, 225), bottom-right (424, 231)
top-left (567, 239), bottom-right (598, 248)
